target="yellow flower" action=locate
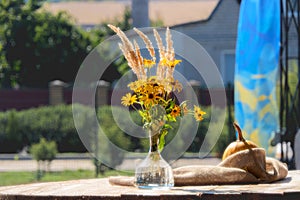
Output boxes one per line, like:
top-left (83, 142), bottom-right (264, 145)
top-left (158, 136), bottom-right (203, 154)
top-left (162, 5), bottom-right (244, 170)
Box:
top-left (168, 59), bottom-right (182, 68)
top-left (170, 105), bottom-right (181, 118)
top-left (139, 84), bottom-right (162, 107)
top-left (128, 80), bottom-right (145, 91)
top-left (160, 58), bottom-right (182, 68)
top-left (154, 84), bottom-right (165, 95)
top-left (194, 105), bottom-right (206, 121)
top-left (143, 59), bottom-right (155, 68)
top-left (159, 58), bottom-right (167, 66)
top-left (121, 93), bottom-right (137, 106)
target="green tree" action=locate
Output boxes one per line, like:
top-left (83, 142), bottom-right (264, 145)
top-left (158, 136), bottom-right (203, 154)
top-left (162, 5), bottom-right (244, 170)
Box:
top-left (0, 0), bottom-right (94, 88)
top-left (30, 138), bottom-right (57, 179)
top-left (89, 7), bottom-right (133, 82)
top-left (0, 1), bottom-right (163, 88)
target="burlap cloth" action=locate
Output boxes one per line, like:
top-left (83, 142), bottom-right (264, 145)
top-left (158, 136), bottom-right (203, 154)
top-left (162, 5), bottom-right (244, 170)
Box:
top-left (109, 148), bottom-right (288, 186)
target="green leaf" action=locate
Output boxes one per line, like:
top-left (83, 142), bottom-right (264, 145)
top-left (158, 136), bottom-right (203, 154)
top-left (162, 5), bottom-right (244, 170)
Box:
top-left (163, 124), bottom-right (173, 130)
top-left (158, 129), bottom-right (168, 151)
top-left (166, 114), bottom-right (176, 122)
top-left (138, 110), bottom-right (149, 123)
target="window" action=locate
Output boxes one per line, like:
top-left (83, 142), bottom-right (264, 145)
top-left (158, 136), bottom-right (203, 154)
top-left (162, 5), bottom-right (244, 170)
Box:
top-left (221, 50), bottom-right (236, 85)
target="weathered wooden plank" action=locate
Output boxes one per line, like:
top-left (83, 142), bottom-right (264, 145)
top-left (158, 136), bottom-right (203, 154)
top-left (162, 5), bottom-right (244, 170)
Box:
top-left (0, 170), bottom-right (299, 199)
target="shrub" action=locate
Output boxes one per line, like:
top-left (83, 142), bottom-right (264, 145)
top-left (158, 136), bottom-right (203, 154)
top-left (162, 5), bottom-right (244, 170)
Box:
top-left (18, 104), bottom-right (91, 152)
top-left (30, 138), bottom-right (58, 172)
top-left (0, 104), bottom-right (94, 153)
top-left (30, 138), bottom-right (57, 162)
top-left (0, 104), bottom-right (234, 157)
top-left (0, 110), bottom-right (23, 152)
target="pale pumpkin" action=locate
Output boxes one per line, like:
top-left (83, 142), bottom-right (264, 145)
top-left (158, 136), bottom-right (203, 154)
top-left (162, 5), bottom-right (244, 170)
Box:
top-left (222, 122), bottom-right (258, 160)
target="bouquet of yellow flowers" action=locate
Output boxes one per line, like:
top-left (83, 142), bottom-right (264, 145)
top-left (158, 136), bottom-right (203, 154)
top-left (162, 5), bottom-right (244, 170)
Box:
top-left (108, 25), bottom-right (205, 151)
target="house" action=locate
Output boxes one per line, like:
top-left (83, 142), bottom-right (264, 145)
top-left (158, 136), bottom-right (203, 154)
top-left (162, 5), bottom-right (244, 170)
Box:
top-left (43, 0), bottom-right (219, 28)
top-left (172, 0), bottom-right (240, 87)
top-left (44, 0), bottom-right (238, 87)
top-left (42, 0), bottom-right (300, 88)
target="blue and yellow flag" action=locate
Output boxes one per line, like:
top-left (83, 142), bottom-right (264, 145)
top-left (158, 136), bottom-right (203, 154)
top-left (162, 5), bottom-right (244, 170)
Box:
top-left (235, 0), bottom-right (280, 156)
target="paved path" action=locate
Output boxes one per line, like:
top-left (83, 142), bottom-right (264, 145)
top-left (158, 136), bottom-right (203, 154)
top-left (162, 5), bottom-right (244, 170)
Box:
top-left (0, 157), bottom-right (221, 172)
top-left (0, 160), bottom-right (94, 172)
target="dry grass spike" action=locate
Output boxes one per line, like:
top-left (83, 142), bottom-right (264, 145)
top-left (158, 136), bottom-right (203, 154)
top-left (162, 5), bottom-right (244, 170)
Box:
top-left (165, 27), bottom-right (175, 61)
top-left (108, 24), bottom-right (140, 78)
top-left (133, 28), bottom-right (156, 62)
top-left (108, 25), bottom-right (180, 82)
top-left (153, 29), bottom-right (166, 79)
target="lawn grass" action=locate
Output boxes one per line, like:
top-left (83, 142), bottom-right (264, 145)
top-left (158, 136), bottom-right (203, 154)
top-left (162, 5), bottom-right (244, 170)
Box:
top-left (0, 171), bottom-right (36, 186)
top-left (0, 170), bottom-right (133, 186)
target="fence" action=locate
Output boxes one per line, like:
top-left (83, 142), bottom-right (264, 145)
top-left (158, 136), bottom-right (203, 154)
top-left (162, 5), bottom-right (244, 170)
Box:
top-left (0, 80), bottom-right (234, 111)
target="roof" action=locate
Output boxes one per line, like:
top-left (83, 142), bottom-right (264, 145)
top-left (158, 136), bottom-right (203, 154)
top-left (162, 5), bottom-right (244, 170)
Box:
top-left (43, 0), bottom-right (220, 27)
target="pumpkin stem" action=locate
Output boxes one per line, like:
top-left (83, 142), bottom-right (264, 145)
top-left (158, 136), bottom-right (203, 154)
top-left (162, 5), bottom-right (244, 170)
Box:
top-left (233, 122), bottom-right (246, 142)
top-left (233, 122), bottom-right (255, 151)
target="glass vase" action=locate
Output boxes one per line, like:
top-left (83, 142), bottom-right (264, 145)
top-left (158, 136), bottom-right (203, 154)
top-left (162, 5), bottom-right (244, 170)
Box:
top-left (134, 129), bottom-right (174, 189)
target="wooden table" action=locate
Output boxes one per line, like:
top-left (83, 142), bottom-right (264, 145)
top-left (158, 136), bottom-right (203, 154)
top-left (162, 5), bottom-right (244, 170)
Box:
top-left (0, 170), bottom-right (299, 200)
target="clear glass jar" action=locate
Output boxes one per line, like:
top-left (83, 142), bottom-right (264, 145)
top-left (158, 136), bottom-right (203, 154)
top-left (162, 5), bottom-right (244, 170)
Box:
top-left (134, 129), bottom-right (174, 189)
